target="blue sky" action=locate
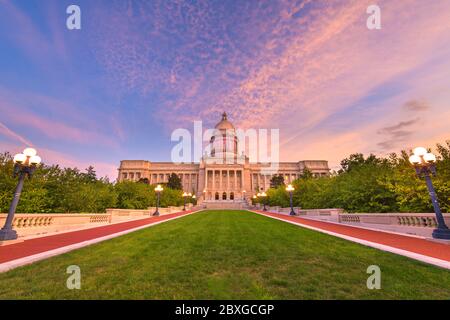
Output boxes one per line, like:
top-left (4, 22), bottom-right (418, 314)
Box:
top-left (1, 0), bottom-right (449, 179)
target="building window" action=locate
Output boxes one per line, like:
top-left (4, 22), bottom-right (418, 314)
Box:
top-left (129, 173), bottom-right (134, 180)
top-left (230, 192), bottom-right (234, 200)
top-left (222, 192), bottom-right (227, 200)
top-left (122, 173), bottom-right (128, 180)
top-left (136, 172), bottom-right (141, 180)
top-left (215, 192), bottom-right (219, 200)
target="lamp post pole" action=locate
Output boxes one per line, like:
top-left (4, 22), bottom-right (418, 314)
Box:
top-left (182, 192), bottom-right (188, 211)
top-left (261, 192), bottom-right (267, 211)
top-left (0, 148), bottom-right (42, 241)
top-left (409, 147), bottom-right (450, 239)
top-left (153, 185), bottom-right (163, 216)
top-left (286, 184), bottom-right (295, 216)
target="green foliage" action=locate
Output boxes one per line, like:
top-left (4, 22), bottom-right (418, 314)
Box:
top-left (167, 173), bottom-right (182, 190)
top-left (267, 186), bottom-right (289, 207)
top-left (114, 181), bottom-right (152, 209)
top-left (269, 174), bottom-right (285, 188)
top-left (268, 140), bottom-right (450, 213)
top-left (0, 152), bottom-right (183, 213)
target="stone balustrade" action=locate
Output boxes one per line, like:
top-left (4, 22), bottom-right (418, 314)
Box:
top-left (0, 206), bottom-right (187, 239)
top-left (258, 206), bottom-right (450, 237)
top-left (338, 213), bottom-right (449, 228)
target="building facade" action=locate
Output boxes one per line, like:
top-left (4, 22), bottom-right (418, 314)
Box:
top-left (118, 113), bottom-right (329, 203)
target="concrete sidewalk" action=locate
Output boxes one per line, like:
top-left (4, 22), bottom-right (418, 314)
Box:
top-left (0, 210), bottom-right (197, 272)
top-left (252, 210), bottom-right (450, 270)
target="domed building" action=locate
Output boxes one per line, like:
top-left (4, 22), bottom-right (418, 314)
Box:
top-left (118, 112), bottom-right (330, 208)
top-left (209, 112), bottom-right (239, 161)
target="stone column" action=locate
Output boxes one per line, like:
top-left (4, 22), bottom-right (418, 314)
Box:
top-left (240, 170), bottom-right (243, 190)
top-left (227, 170), bottom-right (230, 191)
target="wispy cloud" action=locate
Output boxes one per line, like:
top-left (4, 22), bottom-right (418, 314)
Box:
top-left (403, 100), bottom-right (430, 112)
top-left (1, 0), bottom-right (449, 172)
top-left (377, 118), bottom-right (421, 151)
top-left (0, 121), bottom-right (32, 146)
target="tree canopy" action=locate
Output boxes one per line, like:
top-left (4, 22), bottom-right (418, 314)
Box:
top-left (0, 152), bottom-right (184, 213)
top-left (260, 140), bottom-right (450, 213)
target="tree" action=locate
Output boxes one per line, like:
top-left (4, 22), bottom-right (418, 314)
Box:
top-left (339, 153), bottom-right (383, 173)
top-left (167, 173), bottom-right (182, 190)
top-left (138, 178), bottom-right (149, 184)
top-left (299, 168), bottom-right (313, 179)
top-left (267, 186), bottom-right (289, 207)
top-left (82, 166), bottom-right (97, 183)
top-left (270, 174), bottom-right (285, 188)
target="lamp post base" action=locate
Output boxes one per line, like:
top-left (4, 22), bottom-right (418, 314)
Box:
top-left (432, 228), bottom-right (450, 240)
top-left (0, 228), bottom-right (18, 241)
top-left (152, 211), bottom-right (160, 216)
top-left (289, 210), bottom-right (296, 216)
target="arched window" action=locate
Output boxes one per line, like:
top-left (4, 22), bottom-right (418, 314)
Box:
top-left (215, 192), bottom-right (219, 200)
top-left (230, 192), bottom-right (234, 200)
top-left (222, 192), bottom-right (227, 200)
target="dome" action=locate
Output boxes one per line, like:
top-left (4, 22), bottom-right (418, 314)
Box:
top-left (215, 112), bottom-right (235, 131)
top-left (207, 112), bottom-right (238, 161)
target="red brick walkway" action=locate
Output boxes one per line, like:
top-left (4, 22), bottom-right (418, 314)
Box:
top-left (0, 210), bottom-right (194, 264)
top-left (254, 210), bottom-right (450, 263)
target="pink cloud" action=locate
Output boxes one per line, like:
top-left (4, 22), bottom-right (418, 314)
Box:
top-left (0, 89), bottom-right (118, 148)
top-left (0, 121), bottom-right (32, 147)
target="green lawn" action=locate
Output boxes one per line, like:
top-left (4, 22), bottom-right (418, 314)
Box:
top-left (0, 210), bottom-right (449, 299)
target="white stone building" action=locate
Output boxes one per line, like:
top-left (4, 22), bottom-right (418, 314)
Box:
top-left (118, 113), bottom-right (329, 204)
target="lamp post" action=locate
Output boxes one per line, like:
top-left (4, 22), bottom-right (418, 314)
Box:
top-left (409, 147), bottom-right (450, 240)
top-left (153, 184), bottom-right (163, 216)
top-left (182, 191), bottom-right (188, 211)
top-left (0, 148), bottom-right (41, 241)
top-left (286, 184), bottom-right (295, 216)
top-left (260, 191), bottom-right (267, 211)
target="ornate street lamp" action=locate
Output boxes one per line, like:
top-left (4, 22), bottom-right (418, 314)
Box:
top-left (409, 147), bottom-right (450, 239)
top-left (286, 184), bottom-right (295, 216)
top-left (153, 184), bottom-right (164, 216)
top-left (0, 148), bottom-right (41, 241)
top-left (260, 191), bottom-right (267, 211)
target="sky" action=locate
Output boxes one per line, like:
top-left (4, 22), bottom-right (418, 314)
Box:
top-left (0, 0), bottom-right (449, 179)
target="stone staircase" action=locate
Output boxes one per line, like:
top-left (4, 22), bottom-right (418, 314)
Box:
top-left (200, 200), bottom-right (251, 210)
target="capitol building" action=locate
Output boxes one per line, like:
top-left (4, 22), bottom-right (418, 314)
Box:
top-left (118, 113), bottom-right (329, 205)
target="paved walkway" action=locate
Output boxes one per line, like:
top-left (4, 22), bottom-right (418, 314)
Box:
top-left (0, 210), bottom-right (195, 271)
top-left (253, 210), bottom-right (450, 269)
